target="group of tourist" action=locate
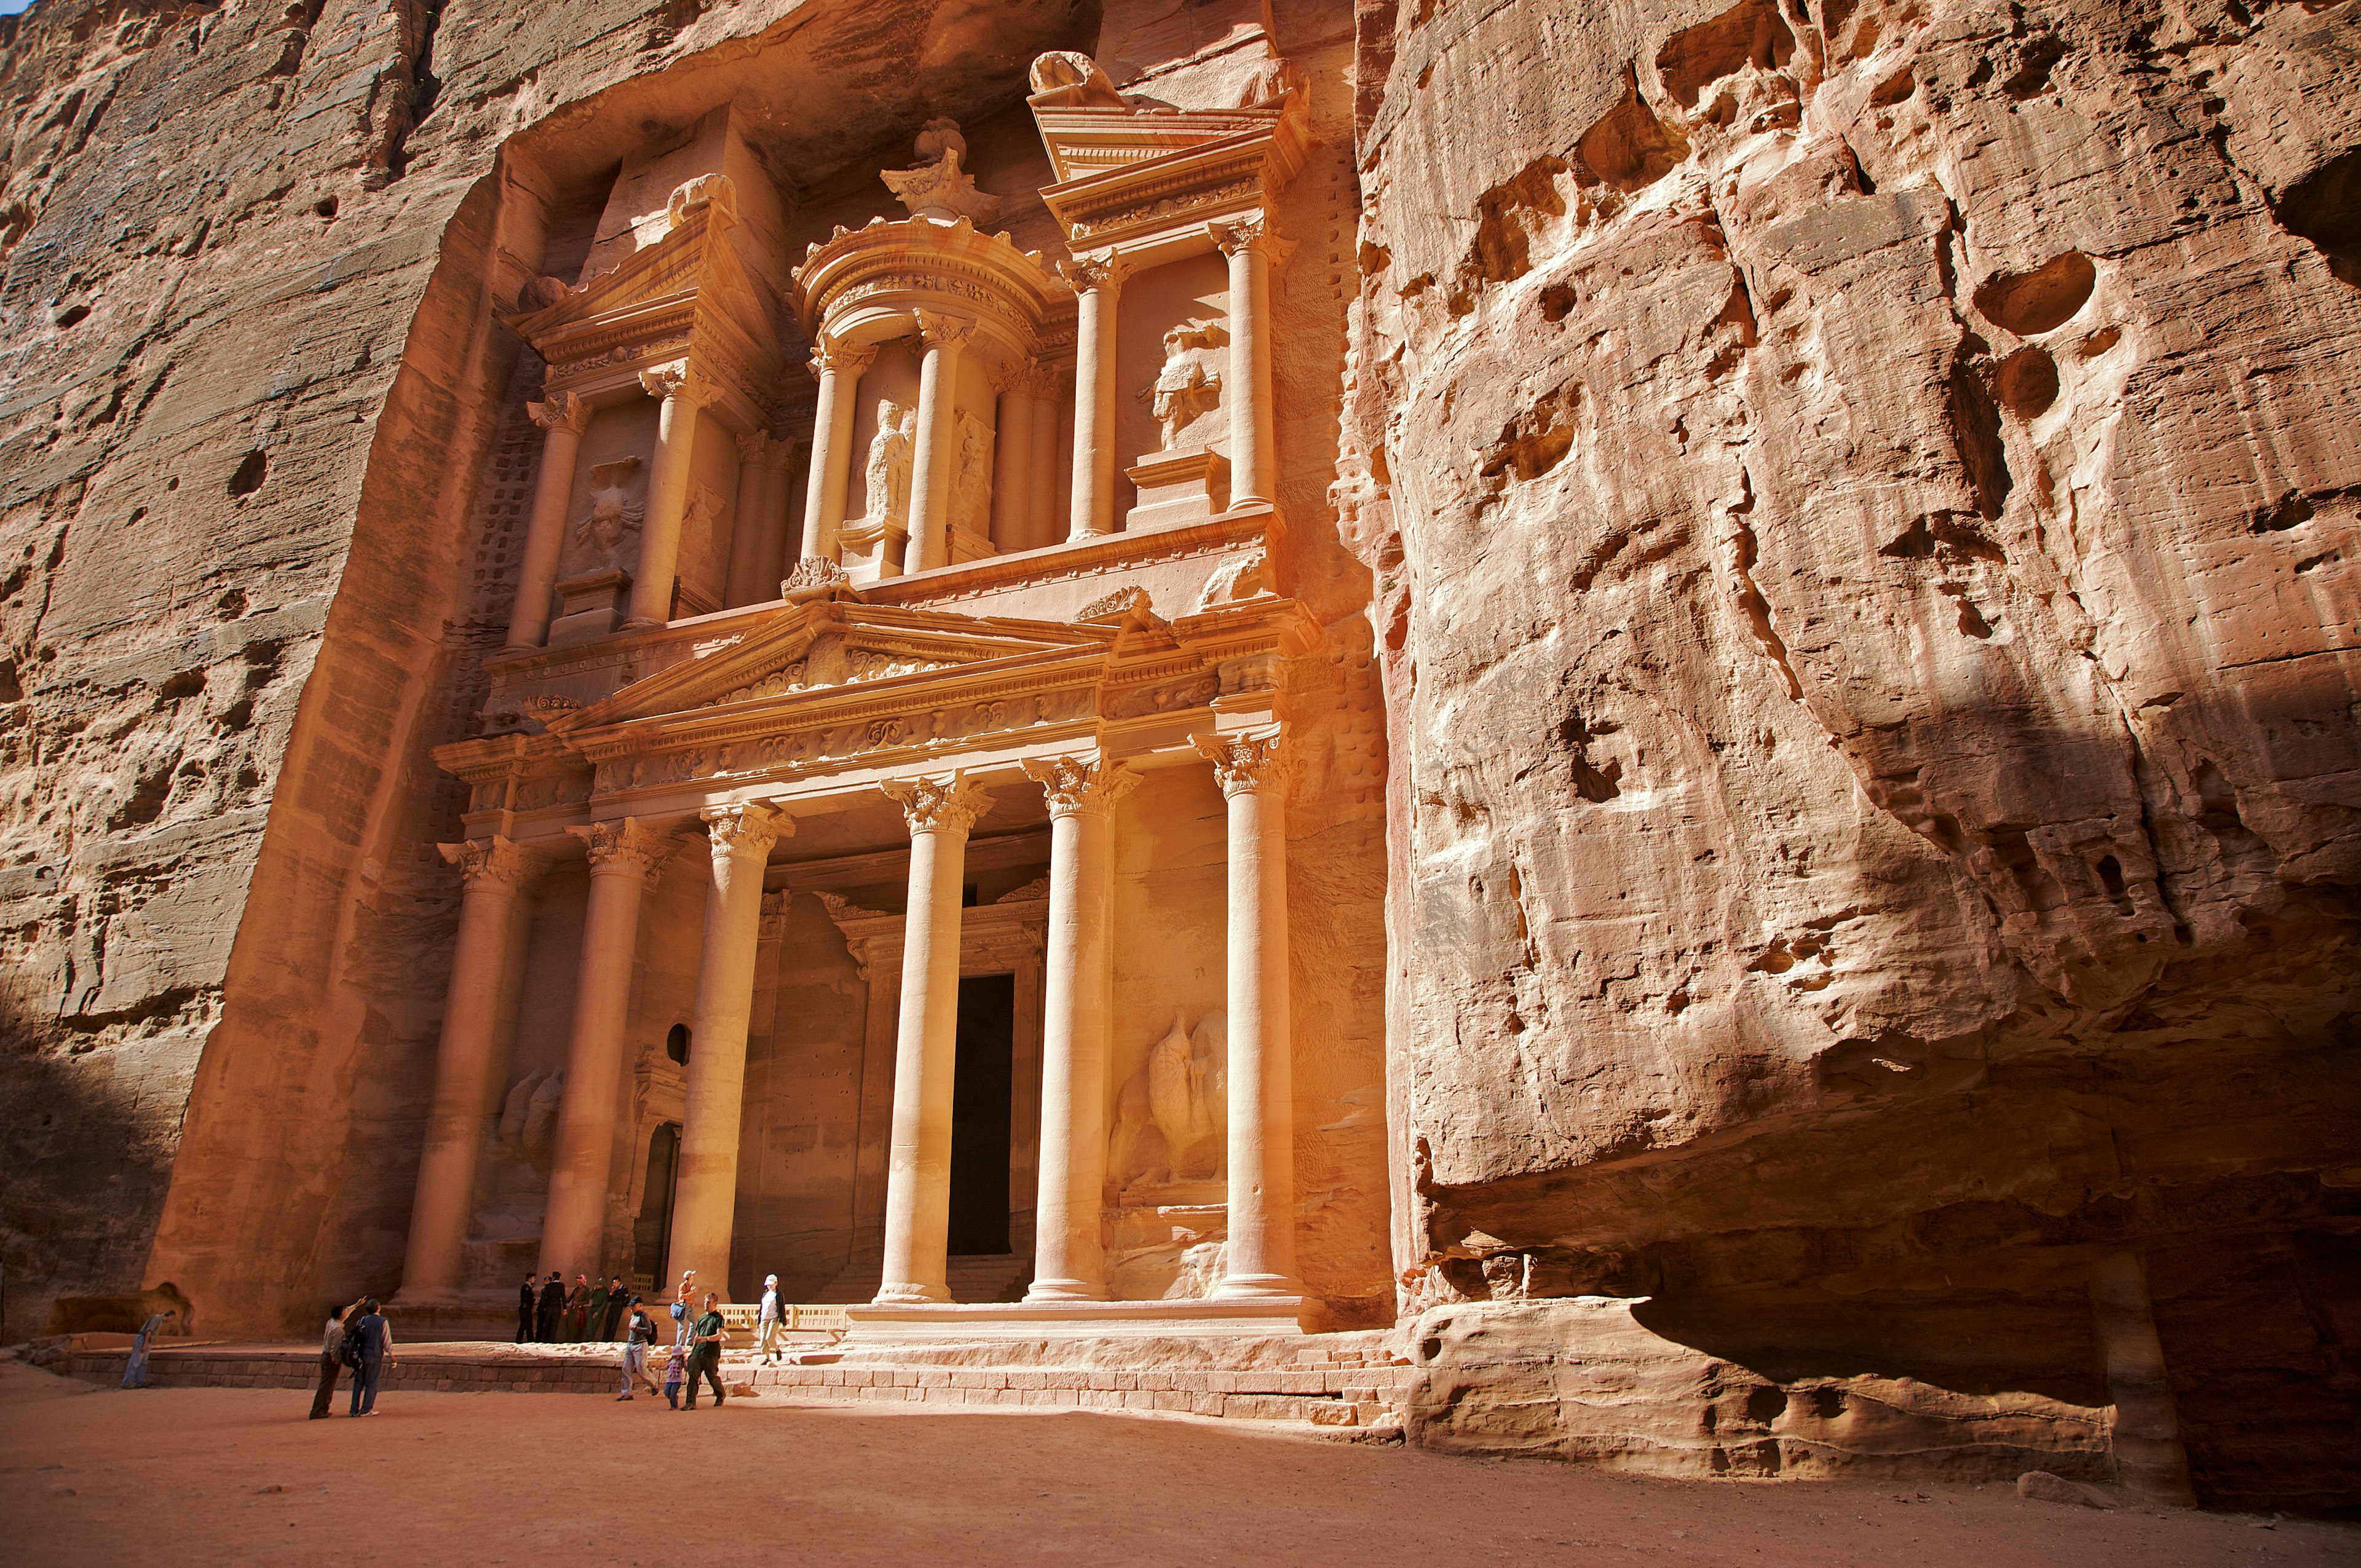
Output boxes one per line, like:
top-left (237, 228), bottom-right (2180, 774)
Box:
top-left (293, 1268), bottom-right (794, 1418)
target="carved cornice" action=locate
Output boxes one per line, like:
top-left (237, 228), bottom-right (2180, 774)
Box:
top-left (882, 773), bottom-right (994, 837)
top-left (439, 835), bottom-right (533, 888)
top-left (1022, 755), bottom-right (1138, 819)
top-left (528, 391), bottom-right (592, 436)
top-left (568, 816), bottom-right (674, 881)
top-left (1193, 728), bottom-right (1288, 798)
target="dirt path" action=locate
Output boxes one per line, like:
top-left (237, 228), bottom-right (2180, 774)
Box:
top-left (0, 1361), bottom-right (2349, 1566)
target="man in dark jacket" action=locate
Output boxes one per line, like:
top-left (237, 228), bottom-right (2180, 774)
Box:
top-left (535, 1271), bottom-right (565, 1341)
top-left (515, 1275), bottom-right (537, 1344)
top-left (684, 1291), bottom-right (727, 1409)
top-left (600, 1277), bottom-right (630, 1342)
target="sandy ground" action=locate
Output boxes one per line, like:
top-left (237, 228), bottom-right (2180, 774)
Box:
top-left (0, 1360), bottom-right (2351, 1567)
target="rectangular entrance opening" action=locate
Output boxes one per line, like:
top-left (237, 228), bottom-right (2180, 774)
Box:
top-left (948, 972), bottom-right (1015, 1256)
top-left (632, 1121), bottom-right (680, 1282)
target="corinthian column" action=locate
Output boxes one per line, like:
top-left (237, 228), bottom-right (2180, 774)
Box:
top-left (508, 393), bottom-right (593, 648)
top-left (800, 339), bottom-right (875, 564)
top-left (666, 802), bottom-right (789, 1298)
top-left (1021, 755), bottom-right (1135, 1302)
top-left (537, 818), bottom-right (671, 1280)
top-left (399, 836), bottom-right (534, 1302)
top-left (1212, 219), bottom-right (1287, 508)
top-left (906, 312), bottom-right (975, 574)
top-left (626, 364), bottom-right (715, 629)
top-left (1060, 259), bottom-right (1124, 540)
top-left (989, 360), bottom-right (1036, 553)
top-left (874, 773), bottom-right (994, 1304)
top-left (1193, 730), bottom-right (1302, 1298)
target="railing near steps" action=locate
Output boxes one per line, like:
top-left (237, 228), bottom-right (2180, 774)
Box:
top-left (712, 1302), bottom-right (848, 1342)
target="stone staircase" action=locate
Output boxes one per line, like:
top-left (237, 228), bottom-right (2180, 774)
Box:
top-left (944, 1253), bottom-right (1032, 1303)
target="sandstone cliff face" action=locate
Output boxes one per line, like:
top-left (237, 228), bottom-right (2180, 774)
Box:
top-left (1347, 0), bottom-right (2359, 1512)
top-left (0, 0), bottom-right (1087, 1338)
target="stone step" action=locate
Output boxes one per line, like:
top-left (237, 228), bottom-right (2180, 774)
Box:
top-left (743, 1358), bottom-right (1415, 1431)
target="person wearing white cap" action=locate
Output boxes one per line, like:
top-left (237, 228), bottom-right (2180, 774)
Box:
top-left (756, 1274), bottom-right (783, 1364)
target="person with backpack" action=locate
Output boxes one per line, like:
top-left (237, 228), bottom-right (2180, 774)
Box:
top-left (310, 1298), bottom-right (362, 1419)
top-left (344, 1298), bottom-right (395, 1416)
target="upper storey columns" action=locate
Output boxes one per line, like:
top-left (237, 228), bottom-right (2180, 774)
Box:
top-left (627, 365), bottom-right (718, 630)
top-left (799, 339), bottom-right (876, 565)
top-left (905, 312), bottom-right (976, 575)
top-left (1212, 219), bottom-right (1287, 509)
top-left (1061, 258), bottom-right (1124, 542)
top-left (508, 394), bottom-right (593, 650)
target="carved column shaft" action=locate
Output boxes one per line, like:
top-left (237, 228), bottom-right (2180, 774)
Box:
top-left (538, 819), bottom-right (670, 1280)
top-left (666, 803), bottom-right (788, 1297)
top-left (1217, 222), bottom-right (1282, 508)
top-left (1024, 757), bottom-right (1134, 1302)
top-left (1066, 262), bottom-right (1123, 540)
top-left (628, 366), bottom-right (711, 629)
top-left (875, 774), bottom-right (994, 1304)
top-left (906, 313), bottom-right (973, 575)
top-left (989, 365), bottom-right (1035, 554)
top-left (507, 394), bottom-right (591, 648)
top-left (1196, 731), bottom-right (1302, 1298)
top-left (801, 341), bottom-right (872, 564)
top-left (400, 837), bottom-right (532, 1301)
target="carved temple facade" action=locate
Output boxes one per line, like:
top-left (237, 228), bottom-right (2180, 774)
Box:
top-left (400, 23), bottom-right (1391, 1336)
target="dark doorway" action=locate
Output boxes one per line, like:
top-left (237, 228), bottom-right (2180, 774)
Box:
top-left (947, 973), bottom-right (1015, 1256)
top-left (632, 1122), bottom-right (681, 1280)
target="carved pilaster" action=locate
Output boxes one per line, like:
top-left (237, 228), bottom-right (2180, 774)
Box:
top-left (438, 834), bottom-right (532, 887)
top-left (1193, 730), bottom-right (1289, 798)
top-left (527, 391), bottom-right (593, 436)
top-left (1022, 755), bottom-right (1139, 820)
top-left (882, 773), bottom-right (994, 836)
top-left (568, 816), bottom-right (674, 884)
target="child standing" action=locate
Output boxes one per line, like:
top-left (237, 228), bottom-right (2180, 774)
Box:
top-left (662, 1344), bottom-right (686, 1409)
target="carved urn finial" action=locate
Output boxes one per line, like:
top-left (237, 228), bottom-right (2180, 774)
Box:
top-left (881, 117), bottom-right (1002, 226)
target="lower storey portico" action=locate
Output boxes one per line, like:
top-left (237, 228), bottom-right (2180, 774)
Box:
top-left (397, 568), bottom-right (1385, 1334)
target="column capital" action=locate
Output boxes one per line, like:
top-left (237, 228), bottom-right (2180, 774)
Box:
top-left (1057, 255), bottom-right (1127, 295)
top-left (568, 816), bottom-right (674, 881)
top-left (882, 773), bottom-right (994, 837)
top-left (527, 390), bottom-right (593, 436)
top-left (1010, 359), bottom-right (1062, 401)
top-left (639, 362), bottom-right (716, 409)
top-left (702, 800), bottom-right (789, 864)
top-left (916, 310), bottom-right (977, 352)
top-left (1022, 754), bottom-right (1139, 819)
top-left (735, 428), bottom-right (778, 466)
top-left (438, 834), bottom-right (533, 888)
top-left (809, 337), bottom-right (877, 380)
top-left (1193, 729), bottom-right (1289, 798)
top-left (1209, 215), bottom-right (1294, 266)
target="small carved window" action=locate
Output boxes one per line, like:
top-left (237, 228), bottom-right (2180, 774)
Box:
top-left (666, 1023), bottom-right (690, 1065)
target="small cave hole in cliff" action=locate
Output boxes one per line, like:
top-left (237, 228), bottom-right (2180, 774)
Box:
top-left (227, 449), bottom-right (268, 497)
top-left (1995, 346), bottom-right (2059, 418)
top-left (1972, 251), bottom-right (2096, 336)
top-left (1655, 0), bottom-right (1795, 110)
top-left (2272, 149), bottom-right (2361, 287)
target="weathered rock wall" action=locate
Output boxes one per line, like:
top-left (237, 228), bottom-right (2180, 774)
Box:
top-left (0, 0), bottom-right (1093, 1341)
top-left (1345, 0), bottom-right (2359, 1513)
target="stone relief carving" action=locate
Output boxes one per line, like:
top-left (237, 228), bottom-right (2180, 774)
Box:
top-left (881, 117), bottom-right (1002, 226)
top-left (575, 457), bottom-right (644, 568)
top-left (1190, 550), bottom-right (1275, 610)
top-left (1027, 50), bottom-right (1121, 101)
top-left (499, 1070), bottom-right (564, 1171)
top-left (1142, 320), bottom-right (1227, 452)
top-left (666, 171), bottom-right (737, 230)
top-left (1110, 1012), bottom-right (1227, 1190)
top-left (951, 409), bottom-right (995, 542)
top-left (783, 557), bottom-right (849, 596)
top-left (1076, 586), bottom-right (1153, 622)
top-left (862, 399), bottom-right (917, 530)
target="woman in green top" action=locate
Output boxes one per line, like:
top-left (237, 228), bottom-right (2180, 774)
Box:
top-left (685, 1291), bottom-right (727, 1409)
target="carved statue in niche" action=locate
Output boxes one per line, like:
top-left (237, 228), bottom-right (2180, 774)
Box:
top-left (1141, 319), bottom-right (1227, 451)
top-left (497, 1070), bottom-right (564, 1171)
top-left (862, 399), bottom-right (917, 526)
top-left (1108, 1012), bottom-right (1227, 1192)
top-left (574, 456), bottom-right (644, 568)
top-left (950, 408), bottom-right (995, 541)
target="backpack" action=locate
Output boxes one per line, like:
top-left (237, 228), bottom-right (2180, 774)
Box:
top-left (339, 1320), bottom-right (366, 1368)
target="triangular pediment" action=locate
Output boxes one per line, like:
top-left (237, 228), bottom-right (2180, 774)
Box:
top-left (549, 602), bottom-right (1117, 733)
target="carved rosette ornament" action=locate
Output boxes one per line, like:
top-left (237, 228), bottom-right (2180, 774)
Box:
top-left (527, 390), bottom-right (592, 436)
top-left (639, 363), bottom-right (716, 409)
top-left (882, 773), bottom-right (994, 837)
top-left (808, 339), bottom-right (877, 382)
top-left (1022, 755), bottom-right (1139, 820)
top-left (1193, 730), bottom-right (1289, 798)
top-left (568, 816), bottom-right (674, 884)
top-left (701, 800), bottom-right (788, 865)
top-left (438, 835), bottom-right (532, 887)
